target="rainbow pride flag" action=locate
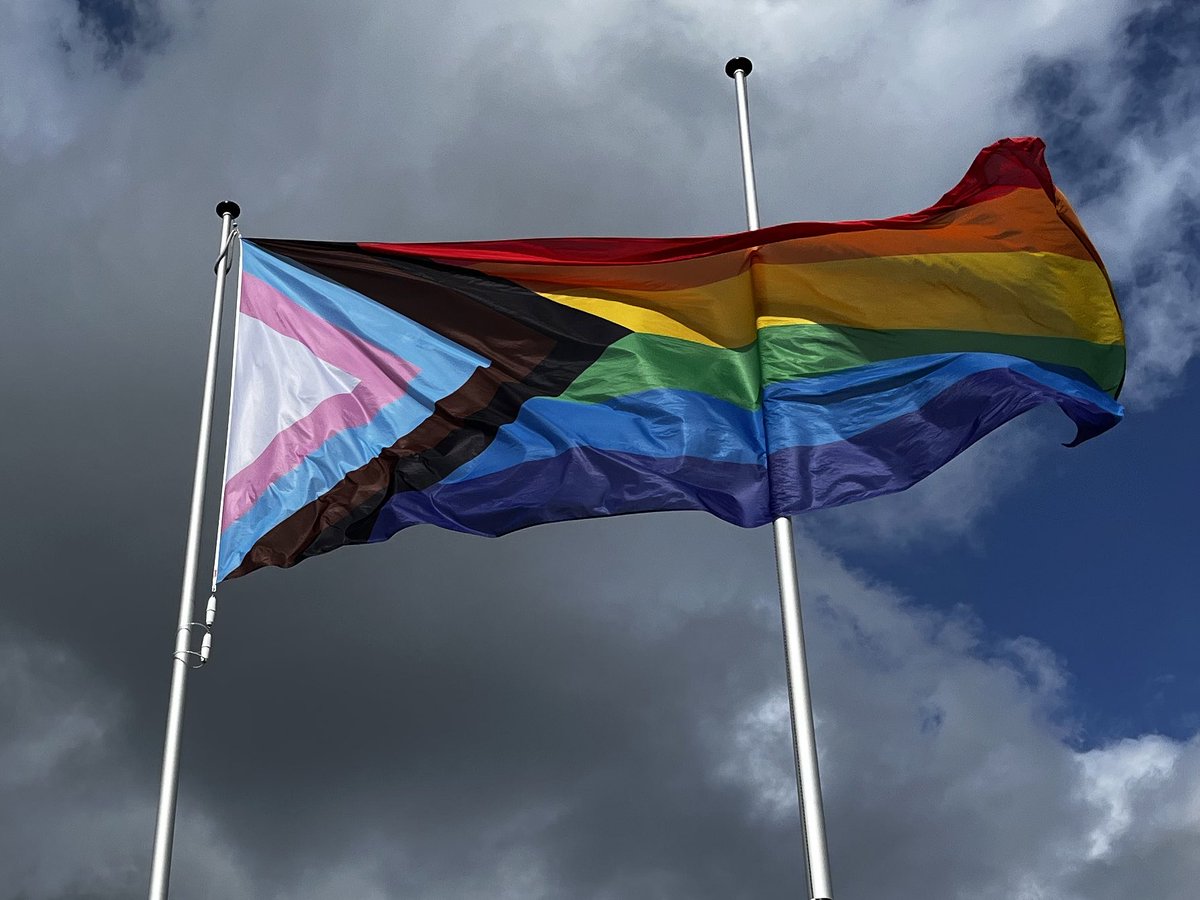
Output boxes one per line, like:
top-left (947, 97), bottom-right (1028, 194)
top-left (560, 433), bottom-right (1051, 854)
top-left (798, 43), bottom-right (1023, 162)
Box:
top-left (216, 137), bottom-right (1124, 581)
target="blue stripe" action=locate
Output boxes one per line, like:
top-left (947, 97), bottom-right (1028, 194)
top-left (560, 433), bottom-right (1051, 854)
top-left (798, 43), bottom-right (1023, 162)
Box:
top-left (763, 352), bottom-right (1123, 450)
top-left (442, 354), bottom-right (1123, 492)
top-left (441, 389), bottom-right (765, 486)
top-left (368, 360), bottom-right (1121, 540)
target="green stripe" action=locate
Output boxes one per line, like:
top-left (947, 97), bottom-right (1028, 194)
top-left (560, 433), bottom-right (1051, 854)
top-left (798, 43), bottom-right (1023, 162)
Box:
top-left (561, 333), bottom-right (760, 408)
top-left (560, 326), bottom-right (1125, 408)
top-left (760, 324), bottom-right (1125, 395)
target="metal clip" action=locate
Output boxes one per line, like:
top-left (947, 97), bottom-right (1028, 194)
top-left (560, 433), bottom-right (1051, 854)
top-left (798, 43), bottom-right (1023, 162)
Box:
top-left (173, 594), bottom-right (218, 668)
top-left (199, 630), bottom-right (213, 664)
top-left (213, 225), bottom-right (240, 275)
top-left (172, 623), bottom-right (210, 668)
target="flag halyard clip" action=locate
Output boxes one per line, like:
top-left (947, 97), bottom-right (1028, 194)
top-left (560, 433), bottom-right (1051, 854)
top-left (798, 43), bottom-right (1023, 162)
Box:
top-left (213, 225), bottom-right (240, 275)
top-left (173, 594), bottom-right (218, 668)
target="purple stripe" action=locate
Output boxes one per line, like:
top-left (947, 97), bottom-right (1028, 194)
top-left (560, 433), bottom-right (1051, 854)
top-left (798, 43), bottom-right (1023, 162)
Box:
top-left (768, 366), bottom-right (1120, 513)
top-left (370, 449), bottom-right (771, 538)
top-left (361, 366), bottom-right (1118, 541)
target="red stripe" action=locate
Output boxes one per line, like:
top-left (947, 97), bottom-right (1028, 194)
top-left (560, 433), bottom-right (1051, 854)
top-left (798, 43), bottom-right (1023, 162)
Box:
top-left (360, 137), bottom-right (1054, 267)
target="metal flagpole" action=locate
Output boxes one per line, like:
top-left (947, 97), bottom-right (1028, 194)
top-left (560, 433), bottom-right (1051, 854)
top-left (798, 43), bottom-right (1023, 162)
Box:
top-left (725, 57), bottom-right (834, 900)
top-left (148, 200), bottom-right (241, 900)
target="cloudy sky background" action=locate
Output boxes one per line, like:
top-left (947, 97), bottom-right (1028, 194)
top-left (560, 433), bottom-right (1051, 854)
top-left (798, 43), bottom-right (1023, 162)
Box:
top-left (2, 0), bottom-right (1199, 897)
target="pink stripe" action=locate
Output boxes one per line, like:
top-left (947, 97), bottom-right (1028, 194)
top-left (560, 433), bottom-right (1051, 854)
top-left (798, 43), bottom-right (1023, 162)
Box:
top-left (240, 272), bottom-right (415, 387)
top-left (223, 274), bottom-right (420, 528)
top-left (223, 383), bottom-right (384, 529)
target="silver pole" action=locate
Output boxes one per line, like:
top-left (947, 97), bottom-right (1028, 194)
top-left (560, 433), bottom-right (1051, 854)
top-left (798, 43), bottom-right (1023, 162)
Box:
top-left (728, 58), bottom-right (761, 230)
top-left (725, 57), bottom-right (833, 900)
top-left (148, 200), bottom-right (240, 900)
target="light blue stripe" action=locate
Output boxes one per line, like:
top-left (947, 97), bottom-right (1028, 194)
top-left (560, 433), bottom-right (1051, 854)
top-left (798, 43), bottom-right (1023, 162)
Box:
top-left (218, 245), bottom-right (489, 579)
top-left (241, 241), bottom-right (488, 371)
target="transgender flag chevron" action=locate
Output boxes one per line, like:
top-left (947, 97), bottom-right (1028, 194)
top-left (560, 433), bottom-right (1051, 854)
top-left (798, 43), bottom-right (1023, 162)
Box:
top-left (217, 136), bottom-right (1124, 581)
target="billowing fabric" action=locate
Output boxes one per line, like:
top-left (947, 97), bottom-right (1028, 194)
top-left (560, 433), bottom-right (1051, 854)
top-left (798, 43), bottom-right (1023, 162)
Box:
top-left (217, 137), bottom-right (1124, 581)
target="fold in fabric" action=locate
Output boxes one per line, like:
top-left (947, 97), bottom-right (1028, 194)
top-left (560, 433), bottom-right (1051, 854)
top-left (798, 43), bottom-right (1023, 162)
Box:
top-left (216, 137), bottom-right (1124, 581)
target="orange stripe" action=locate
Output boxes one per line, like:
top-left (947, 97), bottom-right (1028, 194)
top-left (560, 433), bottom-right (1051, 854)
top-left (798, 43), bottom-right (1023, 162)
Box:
top-left (760, 188), bottom-right (1093, 265)
top-left (476, 251), bottom-right (747, 294)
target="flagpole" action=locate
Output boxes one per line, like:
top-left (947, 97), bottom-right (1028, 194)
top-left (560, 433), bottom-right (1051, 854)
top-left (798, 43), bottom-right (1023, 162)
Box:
top-left (725, 57), bottom-right (833, 900)
top-left (148, 200), bottom-right (240, 900)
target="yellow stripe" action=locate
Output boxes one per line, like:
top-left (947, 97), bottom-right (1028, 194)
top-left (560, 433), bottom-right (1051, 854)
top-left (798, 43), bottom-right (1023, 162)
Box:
top-left (757, 251), bottom-right (1123, 344)
top-left (533, 250), bottom-right (1121, 348)
top-left (536, 278), bottom-right (756, 347)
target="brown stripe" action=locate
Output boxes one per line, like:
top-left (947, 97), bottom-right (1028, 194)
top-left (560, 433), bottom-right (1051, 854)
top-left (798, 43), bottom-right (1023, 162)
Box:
top-left (227, 242), bottom-right (630, 578)
top-left (252, 240), bottom-right (558, 362)
top-left (229, 362), bottom-right (515, 577)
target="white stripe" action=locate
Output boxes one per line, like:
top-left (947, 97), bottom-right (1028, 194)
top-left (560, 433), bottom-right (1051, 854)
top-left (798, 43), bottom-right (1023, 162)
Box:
top-left (225, 313), bottom-right (360, 479)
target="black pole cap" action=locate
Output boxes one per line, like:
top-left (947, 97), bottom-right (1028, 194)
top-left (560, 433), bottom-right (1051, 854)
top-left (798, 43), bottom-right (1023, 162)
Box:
top-left (725, 57), bottom-right (753, 78)
top-left (216, 200), bottom-right (241, 219)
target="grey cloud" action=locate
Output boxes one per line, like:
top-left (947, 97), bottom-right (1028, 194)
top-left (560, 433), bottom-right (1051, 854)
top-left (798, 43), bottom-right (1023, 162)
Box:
top-left (8, 526), bottom-right (1200, 898)
top-left (2, 0), bottom-right (1196, 897)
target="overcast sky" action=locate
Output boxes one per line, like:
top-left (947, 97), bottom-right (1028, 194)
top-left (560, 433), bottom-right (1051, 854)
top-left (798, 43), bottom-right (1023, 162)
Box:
top-left (2, 1), bottom-right (1199, 898)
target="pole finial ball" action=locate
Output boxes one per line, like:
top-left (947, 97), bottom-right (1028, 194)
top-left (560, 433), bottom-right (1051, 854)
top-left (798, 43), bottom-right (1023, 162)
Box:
top-left (216, 200), bottom-right (241, 219)
top-left (725, 57), bottom-right (753, 78)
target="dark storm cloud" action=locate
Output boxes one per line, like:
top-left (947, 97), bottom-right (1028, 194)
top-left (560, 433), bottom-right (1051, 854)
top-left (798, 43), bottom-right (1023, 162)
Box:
top-left (13, 520), bottom-right (1200, 898)
top-left (4, 0), bottom-right (1200, 897)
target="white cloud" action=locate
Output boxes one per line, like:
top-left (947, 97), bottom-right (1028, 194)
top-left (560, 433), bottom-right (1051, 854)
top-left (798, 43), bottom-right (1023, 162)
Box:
top-left (1079, 734), bottom-right (1181, 859)
top-left (1084, 138), bottom-right (1200, 404)
top-left (708, 540), bottom-right (1200, 900)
